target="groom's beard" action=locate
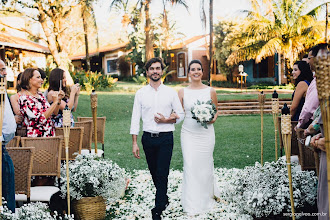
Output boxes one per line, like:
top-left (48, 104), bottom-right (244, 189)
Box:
top-left (149, 74), bottom-right (161, 82)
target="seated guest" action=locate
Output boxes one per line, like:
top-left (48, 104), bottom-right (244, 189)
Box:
top-left (0, 59), bottom-right (16, 212)
top-left (18, 68), bottom-right (64, 137)
top-left (47, 68), bottom-right (80, 127)
top-left (297, 43), bottom-right (328, 129)
top-left (290, 61), bottom-right (313, 121)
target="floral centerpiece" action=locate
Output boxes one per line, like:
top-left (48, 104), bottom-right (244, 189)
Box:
top-left (59, 154), bottom-right (126, 202)
top-left (59, 154), bottom-right (126, 219)
top-left (191, 100), bottom-right (217, 129)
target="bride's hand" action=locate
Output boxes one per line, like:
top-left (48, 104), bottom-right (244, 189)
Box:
top-left (208, 111), bottom-right (218, 124)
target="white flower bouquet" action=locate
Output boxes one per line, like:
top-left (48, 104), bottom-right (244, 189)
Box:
top-left (191, 100), bottom-right (217, 129)
top-left (59, 154), bottom-right (127, 203)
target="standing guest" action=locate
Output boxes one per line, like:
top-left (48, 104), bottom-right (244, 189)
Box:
top-left (290, 61), bottom-right (313, 121)
top-left (9, 72), bottom-right (23, 115)
top-left (47, 68), bottom-right (80, 127)
top-left (310, 116), bottom-right (328, 220)
top-left (178, 60), bottom-right (220, 215)
top-left (130, 57), bottom-right (184, 220)
top-left (0, 59), bottom-right (16, 212)
top-left (297, 43), bottom-right (328, 129)
top-left (19, 68), bottom-right (63, 137)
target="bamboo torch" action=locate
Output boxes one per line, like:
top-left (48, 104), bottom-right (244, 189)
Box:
top-left (272, 90), bottom-right (279, 161)
top-left (258, 91), bottom-right (266, 165)
top-left (90, 90), bottom-right (98, 154)
top-left (0, 75), bottom-right (6, 207)
top-left (281, 103), bottom-right (295, 219)
top-left (314, 54), bottom-right (330, 215)
top-left (63, 105), bottom-right (71, 215)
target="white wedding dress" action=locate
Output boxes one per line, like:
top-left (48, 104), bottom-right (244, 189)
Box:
top-left (181, 87), bottom-right (220, 215)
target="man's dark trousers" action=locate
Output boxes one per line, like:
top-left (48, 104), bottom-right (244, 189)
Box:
top-left (142, 131), bottom-right (173, 212)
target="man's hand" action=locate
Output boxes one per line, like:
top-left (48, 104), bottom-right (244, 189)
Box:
top-left (169, 112), bottom-right (180, 120)
top-left (154, 113), bottom-right (166, 123)
top-left (132, 143), bottom-right (140, 159)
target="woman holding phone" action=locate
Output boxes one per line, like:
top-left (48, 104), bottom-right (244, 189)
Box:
top-left (47, 68), bottom-right (80, 127)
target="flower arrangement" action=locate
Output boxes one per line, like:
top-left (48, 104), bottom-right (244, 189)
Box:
top-left (108, 157), bottom-right (317, 219)
top-left (0, 202), bottom-right (73, 220)
top-left (59, 154), bottom-right (127, 203)
top-left (191, 100), bottom-right (217, 129)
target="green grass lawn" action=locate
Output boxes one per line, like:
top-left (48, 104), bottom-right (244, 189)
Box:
top-left (73, 93), bottom-right (284, 172)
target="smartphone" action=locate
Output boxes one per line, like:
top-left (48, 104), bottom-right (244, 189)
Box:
top-left (305, 135), bottom-right (311, 147)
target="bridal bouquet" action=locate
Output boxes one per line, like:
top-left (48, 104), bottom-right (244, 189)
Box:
top-left (191, 100), bottom-right (217, 129)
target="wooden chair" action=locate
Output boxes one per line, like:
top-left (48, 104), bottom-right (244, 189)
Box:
top-left (56, 127), bottom-right (84, 160)
top-left (19, 136), bottom-right (63, 202)
top-left (7, 147), bottom-right (34, 203)
top-left (296, 128), bottom-right (316, 172)
top-left (74, 120), bottom-right (93, 152)
top-left (278, 117), bottom-right (299, 156)
top-left (77, 117), bottom-right (106, 157)
top-left (6, 136), bottom-right (20, 148)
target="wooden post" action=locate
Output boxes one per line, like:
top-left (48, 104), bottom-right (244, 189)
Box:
top-left (0, 76), bottom-right (5, 207)
top-left (272, 90), bottom-right (279, 161)
top-left (314, 55), bottom-right (330, 216)
top-left (258, 91), bottom-right (265, 165)
top-left (63, 106), bottom-right (71, 215)
top-left (281, 104), bottom-right (295, 220)
top-left (90, 90), bottom-right (98, 154)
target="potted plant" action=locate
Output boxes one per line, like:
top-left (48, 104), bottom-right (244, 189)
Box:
top-left (59, 154), bottom-right (126, 220)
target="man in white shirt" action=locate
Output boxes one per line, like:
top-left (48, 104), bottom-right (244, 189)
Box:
top-left (130, 57), bottom-right (184, 220)
top-left (0, 59), bottom-right (16, 212)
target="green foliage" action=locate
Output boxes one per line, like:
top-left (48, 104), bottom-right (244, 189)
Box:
top-left (132, 75), bottom-right (147, 85)
top-left (71, 70), bottom-right (117, 92)
top-left (212, 80), bottom-right (237, 88)
top-left (249, 83), bottom-right (295, 90)
top-left (214, 20), bottom-right (237, 78)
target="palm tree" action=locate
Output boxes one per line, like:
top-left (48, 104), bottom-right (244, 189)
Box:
top-left (225, 0), bottom-right (326, 78)
top-left (80, 0), bottom-right (99, 71)
top-left (110, 0), bottom-right (188, 61)
top-left (200, 0), bottom-right (213, 85)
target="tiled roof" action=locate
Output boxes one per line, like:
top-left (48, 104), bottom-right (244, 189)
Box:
top-left (70, 42), bottom-right (128, 60)
top-left (0, 32), bottom-right (50, 53)
top-left (169, 35), bottom-right (208, 50)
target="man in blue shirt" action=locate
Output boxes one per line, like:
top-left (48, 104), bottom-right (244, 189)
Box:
top-left (0, 59), bottom-right (16, 212)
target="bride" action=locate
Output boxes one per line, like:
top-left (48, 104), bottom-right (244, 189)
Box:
top-left (178, 59), bottom-right (220, 215)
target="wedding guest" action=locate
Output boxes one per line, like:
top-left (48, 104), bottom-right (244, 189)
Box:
top-left (310, 116), bottom-right (328, 220)
top-left (0, 59), bottom-right (16, 212)
top-left (297, 43), bottom-right (328, 129)
top-left (47, 68), bottom-right (80, 127)
top-left (19, 68), bottom-right (64, 137)
top-left (290, 61), bottom-right (313, 121)
top-left (130, 57), bottom-right (184, 220)
top-left (9, 72), bottom-right (24, 127)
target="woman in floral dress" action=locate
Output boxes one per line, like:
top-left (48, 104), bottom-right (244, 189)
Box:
top-left (19, 68), bottom-right (64, 137)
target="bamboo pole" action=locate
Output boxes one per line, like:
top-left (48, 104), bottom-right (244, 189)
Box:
top-left (90, 90), bottom-right (98, 154)
top-left (314, 55), bottom-right (330, 215)
top-left (272, 90), bottom-right (279, 161)
top-left (0, 76), bottom-right (5, 208)
top-left (258, 91), bottom-right (266, 165)
top-left (63, 106), bottom-right (71, 216)
top-left (281, 105), bottom-right (295, 220)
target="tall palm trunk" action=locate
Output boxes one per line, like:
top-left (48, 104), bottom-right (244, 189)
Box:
top-left (208, 0), bottom-right (213, 86)
top-left (82, 5), bottom-right (91, 71)
top-left (145, 0), bottom-right (154, 61)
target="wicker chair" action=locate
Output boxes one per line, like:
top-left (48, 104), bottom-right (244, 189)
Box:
top-left (7, 147), bottom-right (34, 202)
top-left (15, 126), bottom-right (27, 137)
top-left (77, 117), bottom-right (106, 157)
top-left (55, 127), bottom-right (84, 160)
top-left (6, 136), bottom-right (20, 148)
top-left (278, 117), bottom-right (299, 156)
top-left (74, 120), bottom-right (93, 152)
top-left (296, 128), bottom-right (317, 172)
top-left (19, 136), bottom-right (63, 202)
